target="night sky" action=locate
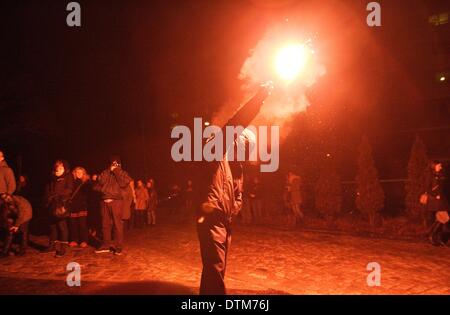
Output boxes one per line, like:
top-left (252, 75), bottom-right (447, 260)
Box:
top-left (1, 0), bottom-right (449, 205)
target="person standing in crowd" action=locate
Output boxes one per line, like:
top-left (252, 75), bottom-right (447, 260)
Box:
top-left (88, 174), bottom-right (102, 239)
top-left (16, 175), bottom-right (30, 200)
top-left (94, 156), bottom-right (132, 255)
top-left (134, 179), bottom-right (149, 228)
top-left (122, 180), bottom-right (135, 231)
top-left (0, 193), bottom-right (32, 258)
top-left (197, 84), bottom-right (271, 295)
top-left (146, 179), bottom-right (158, 226)
top-left (68, 167), bottom-right (90, 248)
top-left (248, 176), bottom-right (263, 224)
top-left (285, 171), bottom-right (304, 225)
top-left (168, 184), bottom-right (182, 216)
top-left (421, 161), bottom-right (449, 246)
top-left (240, 175), bottom-right (253, 225)
top-left (185, 179), bottom-right (194, 211)
top-left (0, 151), bottom-right (16, 195)
top-left (43, 160), bottom-right (74, 257)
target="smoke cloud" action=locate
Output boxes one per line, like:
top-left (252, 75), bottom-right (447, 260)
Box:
top-left (238, 25), bottom-right (326, 138)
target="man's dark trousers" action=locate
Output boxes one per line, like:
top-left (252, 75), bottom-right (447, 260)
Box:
top-left (197, 211), bottom-right (232, 295)
top-left (101, 200), bottom-right (124, 249)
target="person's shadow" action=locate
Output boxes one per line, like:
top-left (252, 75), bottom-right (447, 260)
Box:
top-left (0, 277), bottom-right (197, 294)
top-left (86, 280), bottom-right (196, 295)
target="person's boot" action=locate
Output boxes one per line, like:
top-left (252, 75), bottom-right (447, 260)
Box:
top-left (1, 234), bottom-right (13, 258)
top-left (55, 242), bottom-right (67, 257)
top-left (16, 246), bottom-right (26, 257)
top-left (41, 241), bottom-right (56, 253)
top-left (16, 234), bottom-right (28, 256)
top-left (429, 223), bottom-right (444, 246)
top-left (61, 242), bottom-right (68, 255)
top-left (434, 225), bottom-right (447, 247)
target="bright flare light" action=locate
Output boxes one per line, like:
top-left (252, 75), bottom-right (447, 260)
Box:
top-left (275, 43), bottom-right (311, 82)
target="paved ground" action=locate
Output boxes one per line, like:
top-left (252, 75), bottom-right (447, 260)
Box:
top-left (0, 216), bottom-right (449, 295)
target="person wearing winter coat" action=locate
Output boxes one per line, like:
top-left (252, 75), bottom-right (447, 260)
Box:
top-left (248, 176), bottom-right (263, 224)
top-left (146, 179), bottom-right (158, 226)
top-left (284, 171), bottom-right (304, 225)
top-left (0, 151), bottom-right (16, 195)
top-left (197, 84), bottom-right (270, 295)
top-left (134, 180), bottom-right (149, 228)
top-left (122, 181), bottom-right (135, 230)
top-left (421, 161), bottom-right (449, 246)
top-left (43, 160), bottom-right (74, 257)
top-left (68, 167), bottom-right (90, 248)
top-left (0, 194), bottom-right (32, 257)
top-left (94, 156), bottom-right (132, 255)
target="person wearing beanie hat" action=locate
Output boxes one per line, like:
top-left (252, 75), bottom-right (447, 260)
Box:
top-left (94, 156), bottom-right (132, 255)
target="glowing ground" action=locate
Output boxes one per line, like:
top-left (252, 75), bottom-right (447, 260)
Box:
top-left (0, 216), bottom-right (449, 295)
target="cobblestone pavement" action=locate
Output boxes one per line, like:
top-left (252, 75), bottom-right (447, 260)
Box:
top-left (0, 217), bottom-right (449, 295)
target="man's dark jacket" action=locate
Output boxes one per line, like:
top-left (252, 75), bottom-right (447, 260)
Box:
top-left (46, 173), bottom-right (74, 209)
top-left (97, 167), bottom-right (132, 200)
top-left (0, 160), bottom-right (16, 195)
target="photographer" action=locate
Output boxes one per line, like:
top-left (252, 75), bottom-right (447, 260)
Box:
top-left (0, 193), bottom-right (32, 258)
top-left (95, 156), bottom-right (132, 255)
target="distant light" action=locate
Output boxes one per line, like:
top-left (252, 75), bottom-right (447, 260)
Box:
top-left (326, 153), bottom-right (331, 157)
top-left (204, 121), bottom-right (210, 126)
top-left (440, 76), bottom-right (446, 82)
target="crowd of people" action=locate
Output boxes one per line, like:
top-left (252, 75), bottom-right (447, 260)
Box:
top-left (240, 171), bottom-right (304, 226)
top-left (0, 150), bottom-right (203, 259)
top-left (0, 153), bottom-right (163, 258)
top-left (0, 149), bottom-right (308, 260)
top-left (0, 148), bottom-right (449, 261)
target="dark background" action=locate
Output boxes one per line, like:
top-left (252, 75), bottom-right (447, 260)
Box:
top-left (0, 0), bottom-right (449, 214)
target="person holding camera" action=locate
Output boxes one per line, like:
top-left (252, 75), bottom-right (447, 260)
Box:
top-left (94, 156), bottom-right (132, 255)
top-left (0, 193), bottom-right (32, 258)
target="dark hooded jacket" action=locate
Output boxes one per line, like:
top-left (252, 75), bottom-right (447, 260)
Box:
top-left (425, 169), bottom-right (449, 212)
top-left (0, 160), bottom-right (16, 195)
top-left (97, 167), bottom-right (132, 200)
top-left (69, 178), bottom-right (90, 213)
top-left (45, 161), bottom-right (74, 211)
